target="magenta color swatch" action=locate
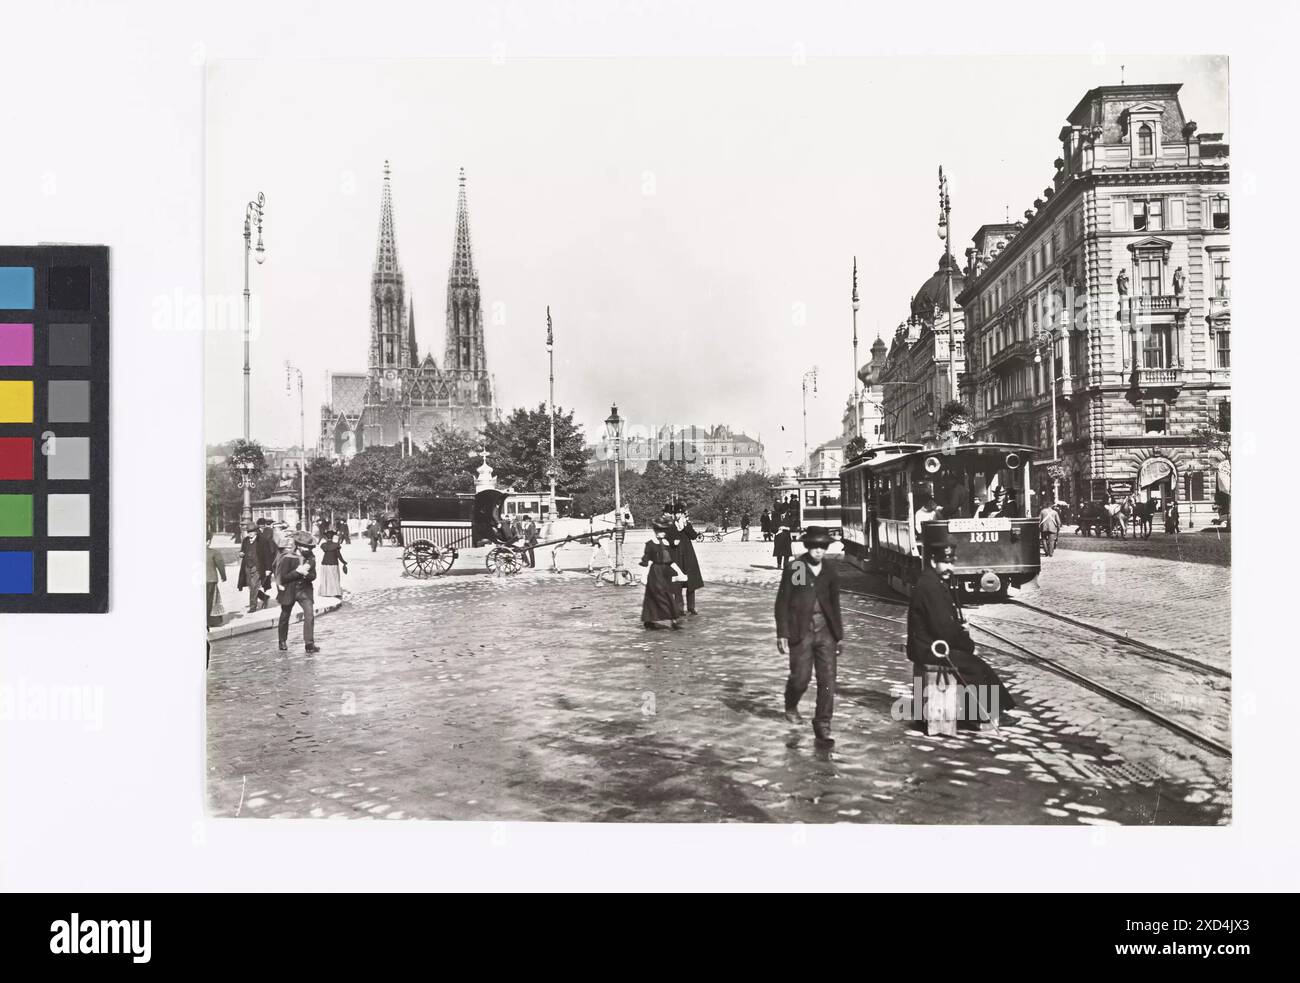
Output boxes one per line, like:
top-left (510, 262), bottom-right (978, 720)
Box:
top-left (0, 323), bottom-right (34, 366)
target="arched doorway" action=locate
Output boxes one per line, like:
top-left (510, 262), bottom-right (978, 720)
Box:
top-left (1137, 456), bottom-right (1178, 512)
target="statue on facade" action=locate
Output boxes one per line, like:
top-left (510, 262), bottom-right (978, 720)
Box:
top-left (1116, 269), bottom-right (1129, 296)
top-left (1173, 266), bottom-right (1185, 299)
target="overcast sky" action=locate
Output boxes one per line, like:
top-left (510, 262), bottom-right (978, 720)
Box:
top-left (204, 55), bottom-right (1227, 465)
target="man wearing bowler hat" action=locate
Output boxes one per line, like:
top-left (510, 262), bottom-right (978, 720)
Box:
top-left (275, 529), bottom-right (321, 654)
top-left (774, 526), bottom-right (844, 747)
top-left (907, 524), bottom-right (1014, 723)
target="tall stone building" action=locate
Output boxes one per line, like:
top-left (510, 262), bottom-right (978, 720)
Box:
top-left (845, 335), bottom-right (888, 444)
top-left (958, 83), bottom-right (1229, 521)
top-left (878, 253), bottom-right (966, 443)
top-left (320, 163), bottom-right (496, 458)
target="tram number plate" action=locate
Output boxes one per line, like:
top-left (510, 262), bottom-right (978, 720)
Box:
top-left (967, 531), bottom-right (1000, 543)
top-left (948, 518), bottom-right (1011, 533)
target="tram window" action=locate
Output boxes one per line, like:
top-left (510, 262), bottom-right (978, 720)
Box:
top-left (805, 489), bottom-right (817, 507)
top-left (820, 489), bottom-right (840, 508)
top-left (876, 475), bottom-right (894, 518)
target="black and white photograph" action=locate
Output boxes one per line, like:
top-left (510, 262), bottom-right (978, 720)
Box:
top-left (203, 55), bottom-right (1231, 825)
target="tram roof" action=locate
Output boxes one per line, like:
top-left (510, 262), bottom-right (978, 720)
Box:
top-left (842, 440), bottom-right (1038, 472)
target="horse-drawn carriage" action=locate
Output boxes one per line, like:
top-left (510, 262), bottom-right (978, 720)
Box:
top-left (1074, 500), bottom-right (1126, 538)
top-left (396, 489), bottom-right (527, 577)
top-left (396, 489), bottom-right (623, 578)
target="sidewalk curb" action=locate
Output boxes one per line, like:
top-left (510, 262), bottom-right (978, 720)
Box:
top-left (207, 597), bottom-right (344, 642)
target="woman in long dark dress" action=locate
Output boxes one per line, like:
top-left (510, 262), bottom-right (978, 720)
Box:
top-left (669, 508), bottom-right (705, 615)
top-left (640, 521), bottom-right (687, 629)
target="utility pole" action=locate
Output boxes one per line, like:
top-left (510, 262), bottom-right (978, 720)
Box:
top-left (852, 257), bottom-right (861, 440)
top-left (546, 307), bottom-right (557, 524)
top-left (801, 367), bottom-right (818, 474)
top-left (938, 166), bottom-right (956, 406)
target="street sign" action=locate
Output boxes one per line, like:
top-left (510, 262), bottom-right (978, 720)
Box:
top-left (948, 518), bottom-right (1011, 532)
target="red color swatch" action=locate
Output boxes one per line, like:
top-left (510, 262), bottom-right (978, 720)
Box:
top-left (0, 437), bottom-right (34, 480)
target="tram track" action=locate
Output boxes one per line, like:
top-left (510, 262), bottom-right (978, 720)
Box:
top-left (718, 577), bottom-right (1231, 758)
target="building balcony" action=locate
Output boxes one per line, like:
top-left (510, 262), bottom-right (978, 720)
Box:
top-left (987, 338), bottom-right (1038, 371)
top-left (1132, 294), bottom-right (1185, 314)
top-left (1134, 366), bottom-right (1184, 395)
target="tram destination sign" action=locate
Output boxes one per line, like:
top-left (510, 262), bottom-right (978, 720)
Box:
top-left (948, 518), bottom-right (1012, 533)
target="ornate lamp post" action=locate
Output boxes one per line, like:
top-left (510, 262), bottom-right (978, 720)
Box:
top-left (243, 193), bottom-right (266, 442)
top-left (1034, 333), bottom-right (1061, 503)
top-left (851, 258), bottom-right (861, 440)
top-left (599, 403), bottom-right (632, 586)
top-left (285, 361), bottom-right (307, 529)
top-left (236, 459), bottom-right (257, 528)
top-left (546, 307), bottom-right (557, 525)
top-left (937, 167), bottom-right (956, 405)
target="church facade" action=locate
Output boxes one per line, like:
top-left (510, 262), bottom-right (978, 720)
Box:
top-left (319, 163), bottom-right (496, 459)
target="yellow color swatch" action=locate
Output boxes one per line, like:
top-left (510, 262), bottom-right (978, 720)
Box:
top-left (0, 380), bottom-right (34, 423)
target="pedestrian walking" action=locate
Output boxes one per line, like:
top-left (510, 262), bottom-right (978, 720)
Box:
top-left (1165, 498), bottom-right (1181, 534)
top-left (253, 519), bottom-right (278, 610)
top-left (760, 509), bottom-right (772, 542)
top-left (772, 523), bottom-right (793, 569)
top-left (521, 513), bottom-right (539, 567)
top-left (775, 526), bottom-right (843, 748)
top-left (206, 543), bottom-right (227, 628)
top-left (318, 529), bottom-right (347, 597)
top-left (740, 511), bottom-right (751, 541)
top-left (236, 522), bottom-right (261, 612)
top-left (367, 518), bottom-right (380, 553)
top-left (639, 521), bottom-right (687, 629)
top-left (668, 506), bottom-right (704, 615)
top-left (336, 520), bottom-right (351, 545)
top-left (275, 530), bottom-right (320, 654)
top-left (907, 526), bottom-right (1014, 728)
top-left (1038, 500), bottom-right (1062, 557)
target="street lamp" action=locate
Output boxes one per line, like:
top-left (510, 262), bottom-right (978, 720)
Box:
top-left (243, 192), bottom-right (266, 442)
top-left (1034, 333), bottom-right (1061, 503)
top-left (937, 167), bottom-right (956, 405)
top-left (801, 366), bottom-right (818, 474)
top-left (285, 361), bottom-right (307, 530)
top-left (546, 307), bottom-right (557, 527)
top-left (851, 258), bottom-right (861, 441)
top-left (599, 403), bottom-right (632, 586)
top-left (236, 459), bottom-right (257, 528)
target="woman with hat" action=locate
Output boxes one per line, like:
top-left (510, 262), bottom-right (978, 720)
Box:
top-left (907, 525), bottom-right (1014, 727)
top-left (318, 528), bottom-right (348, 598)
top-left (639, 520), bottom-right (688, 629)
top-left (668, 504), bottom-right (705, 615)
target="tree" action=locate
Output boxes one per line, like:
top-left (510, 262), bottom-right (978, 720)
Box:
top-left (937, 400), bottom-right (972, 437)
top-left (628, 460), bottom-right (722, 524)
top-left (570, 467), bottom-right (645, 519)
top-left (407, 425), bottom-right (479, 495)
top-left (481, 404), bottom-right (588, 492)
top-left (714, 471), bottom-right (773, 523)
top-left (844, 435), bottom-right (867, 460)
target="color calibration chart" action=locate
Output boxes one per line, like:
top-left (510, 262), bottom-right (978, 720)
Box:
top-left (0, 246), bottom-right (109, 612)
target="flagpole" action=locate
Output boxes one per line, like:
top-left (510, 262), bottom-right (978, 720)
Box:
top-left (546, 307), bottom-right (556, 524)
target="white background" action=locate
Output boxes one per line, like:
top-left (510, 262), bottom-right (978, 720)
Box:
top-left (0, 0), bottom-right (1292, 891)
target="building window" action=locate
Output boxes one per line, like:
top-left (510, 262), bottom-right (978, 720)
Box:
top-left (1217, 398), bottom-right (1231, 430)
top-left (1211, 196), bottom-right (1230, 230)
top-left (1139, 256), bottom-right (1162, 296)
top-left (1212, 254), bottom-right (1230, 297)
top-left (1143, 326), bottom-right (1172, 369)
top-left (1184, 472), bottom-right (1205, 501)
top-left (1137, 123), bottom-right (1154, 156)
top-left (1216, 329), bottom-right (1230, 369)
top-left (1133, 198), bottom-right (1163, 232)
top-left (1143, 400), bottom-right (1167, 434)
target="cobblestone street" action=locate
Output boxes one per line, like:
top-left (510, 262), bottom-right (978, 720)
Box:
top-left (208, 540), bottom-right (1230, 825)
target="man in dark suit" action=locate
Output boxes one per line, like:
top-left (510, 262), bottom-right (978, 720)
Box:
top-left (521, 514), bottom-right (539, 567)
top-left (774, 526), bottom-right (843, 747)
top-left (907, 525), bottom-right (1014, 722)
top-left (275, 530), bottom-right (320, 654)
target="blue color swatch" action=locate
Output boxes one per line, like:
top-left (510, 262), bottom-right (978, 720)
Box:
top-left (0, 551), bottom-right (34, 594)
top-left (0, 267), bottom-right (35, 309)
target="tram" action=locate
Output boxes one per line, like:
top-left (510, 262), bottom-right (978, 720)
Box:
top-left (840, 441), bottom-right (1040, 600)
top-left (795, 476), bottom-right (843, 534)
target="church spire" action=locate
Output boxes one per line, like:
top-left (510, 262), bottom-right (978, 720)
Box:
top-left (374, 159), bottom-right (402, 279)
top-left (449, 166), bottom-right (476, 284)
top-left (408, 298), bottom-right (418, 364)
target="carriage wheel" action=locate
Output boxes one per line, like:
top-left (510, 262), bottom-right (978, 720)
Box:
top-left (403, 540), bottom-right (451, 578)
top-left (486, 546), bottom-right (522, 576)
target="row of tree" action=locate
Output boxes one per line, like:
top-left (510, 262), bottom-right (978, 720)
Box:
top-left (209, 404), bottom-right (791, 534)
